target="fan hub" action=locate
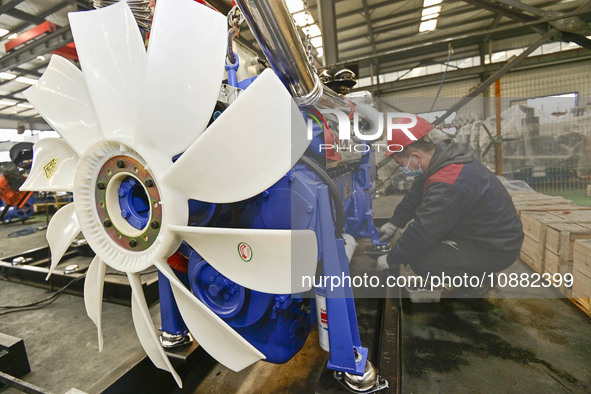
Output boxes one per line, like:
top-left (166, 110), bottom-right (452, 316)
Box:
top-left (73, 141), bottom-right (186, 273)
top-left (95, 155), bottom-right (162, 251)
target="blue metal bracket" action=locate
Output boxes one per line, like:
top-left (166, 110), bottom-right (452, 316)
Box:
top-left (355, 151), bottom-right (386, 245)
top-left (158, 270), bottom-right (189, 336)
top-left (225, 51), bottom-right (239, 88)
top-left (315, 184), bottom-right (368, 375)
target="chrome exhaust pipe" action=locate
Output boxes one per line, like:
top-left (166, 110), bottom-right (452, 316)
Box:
top-left (235, 0), bottom-right (352, 113)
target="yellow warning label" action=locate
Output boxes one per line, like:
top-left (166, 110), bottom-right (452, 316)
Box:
top-left (43, 158), bottom-right (58, 180)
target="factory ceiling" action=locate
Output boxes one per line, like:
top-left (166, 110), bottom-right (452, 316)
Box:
top-left (0, 0), bottom-right (588, 129)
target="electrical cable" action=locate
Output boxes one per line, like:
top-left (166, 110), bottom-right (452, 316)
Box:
top-left (0, 268), bottom-right (158, 314)
top-left (0, 275), bottom-right (86, 315)
top-left (300, 111), bottom-right (338, 226)
top-left (430, 44), bottom-right (453, 113)
top-left (298, 155), bottom-right (345, 238)
top-left (307, 108), bottom-right (329, 131)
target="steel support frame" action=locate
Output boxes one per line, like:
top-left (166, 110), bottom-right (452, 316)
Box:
top-left (0, 0), bottom-right (73, 40)
top-left (0, 333), bottom-right (30, 383)
top-left (0, 0), bottom-right (26, 15)
top-left (361, 0), bottom-right (380, 88)
top-left (5, 8), bottom-right (45, 25)
top-left (0, 371), bottom-right (49, 394)
top-left (465, 0), bottom-right (591, 49)
top-left (309, 0), bottom-right (396, 27)
top-left (354, 46), bottom-right (591, 95)
top-left (335, 0), bottom-right (581, 67)
top-left (0, 114), bottom-right (47, 129)
top-left (0, 23), bottom-right (72, 125)
top-left (0, 26), bottom-right (73, 73)
top-left (338, 0), bottom-right (470, 38)
top-left (0, 246), bottom-right (159, 306)
top-left (318, 0), bottom-right (338, 66)
top-left (479, 14), bottom-right (502, 119)
top-left (376, 286), bottom-right (401, 393)
top-left (341, 9), bottom-right (583, 61)
top-left (433, 29), bottom-right (558, 126)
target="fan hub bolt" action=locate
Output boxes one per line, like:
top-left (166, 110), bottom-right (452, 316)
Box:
top-left (129, 239), bottom-right (138, 248)
top-left (116, 159), bottom-right (125, 168)
top-left (97, 181), bottom-right (106, 190)
top-left (103, 219), bottom-right (112, 228)
top-left (150, 220), bottom-right (160, 229)
top-left (145, 179), bottom-right (154, 188)
top-left (208, 278), bottom-right (228, 297)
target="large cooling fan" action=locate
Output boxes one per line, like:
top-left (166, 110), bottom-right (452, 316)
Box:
top-left (21, 0), bottom-right (317, 387)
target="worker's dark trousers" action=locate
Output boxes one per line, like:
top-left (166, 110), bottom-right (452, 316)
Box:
top-left (408, 238), bottom-right (519, 279)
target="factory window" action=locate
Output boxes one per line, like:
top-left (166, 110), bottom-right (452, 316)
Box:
top-left (511, 93), bottom-right (578, 118)
top-left (419, 0), bottom-right (441, 32)
top-left (357, 38), bottom-right (584, 89)
top-left (286, 0), bottom-right (324, 60)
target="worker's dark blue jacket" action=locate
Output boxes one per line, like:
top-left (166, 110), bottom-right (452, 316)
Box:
top-left (386, 140), bottom-right (524, 267)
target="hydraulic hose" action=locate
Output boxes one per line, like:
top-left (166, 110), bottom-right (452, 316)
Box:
top-left (227, 27), bottom-right (238, 65)
top-left (298, 155), bottom-right (345, 239)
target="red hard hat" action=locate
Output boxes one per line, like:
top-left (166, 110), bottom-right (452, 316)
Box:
top-left (385, 116), bottom-right (433, 156)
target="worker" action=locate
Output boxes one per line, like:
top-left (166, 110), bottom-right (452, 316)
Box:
top-left (376, 116), bottom-right (524, 289)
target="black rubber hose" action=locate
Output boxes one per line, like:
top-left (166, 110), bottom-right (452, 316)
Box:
top-left (299, 155), bottom-right (345, 238)
top-left (227, 28), bottom-right (238, 65)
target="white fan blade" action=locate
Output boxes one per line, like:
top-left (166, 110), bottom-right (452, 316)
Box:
top-left (84, 255), bottom-right (106, 352)
top-left (68, 2), bottom-right (147, 142)
top-left (20, 138), bottom-right (78, 192)
top-left (155, 261), bottom-right (265, 371)
top-left (128, 272), bottom-right (182, 388)
top-left (136, 0), bottom-right (226, 158)
top-left (24, 55), bottom-right (101, 156)
top-left (46, 203), bottom-right (81, 279)
top-left (171, 225), bottom-right (318, 294)
top-left (163, 69), bottom-right (310, 203)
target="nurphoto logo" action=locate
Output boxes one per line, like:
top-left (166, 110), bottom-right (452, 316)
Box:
top-left (306, 111), bottom-right (419, 142)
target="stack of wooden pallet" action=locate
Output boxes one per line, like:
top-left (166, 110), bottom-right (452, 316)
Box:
top-left (510, 191), bottom-right (591, 314)
top-left (573, 240), bottom-right (591, 315)
top-left (511, 191), bottom-right (582, 216)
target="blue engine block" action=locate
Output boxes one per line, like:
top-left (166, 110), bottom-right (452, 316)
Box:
top-left (155, 71), bottom-right (383, 373)
top-left (158, 155), bottom-right (381, 368)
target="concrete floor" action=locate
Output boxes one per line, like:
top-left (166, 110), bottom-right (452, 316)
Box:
top-left (0, 216), bottom-right (51, 259)
top-left (0, 279), bottom-right (144, 393)
top-left (0, 194), bottom-right (590, 393)
top-left (401, 296), bottom-right (591, 392)
top-left (0, 216), bottom-right (149, 393)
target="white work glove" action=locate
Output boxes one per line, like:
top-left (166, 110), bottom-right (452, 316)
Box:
top-left (379, 222), bottom-right (398, 242)
top-left (377, 254), bottom-right (390, 272)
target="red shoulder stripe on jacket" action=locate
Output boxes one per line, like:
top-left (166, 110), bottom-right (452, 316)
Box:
top-left (423, 163), bottom-right (464, 192)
